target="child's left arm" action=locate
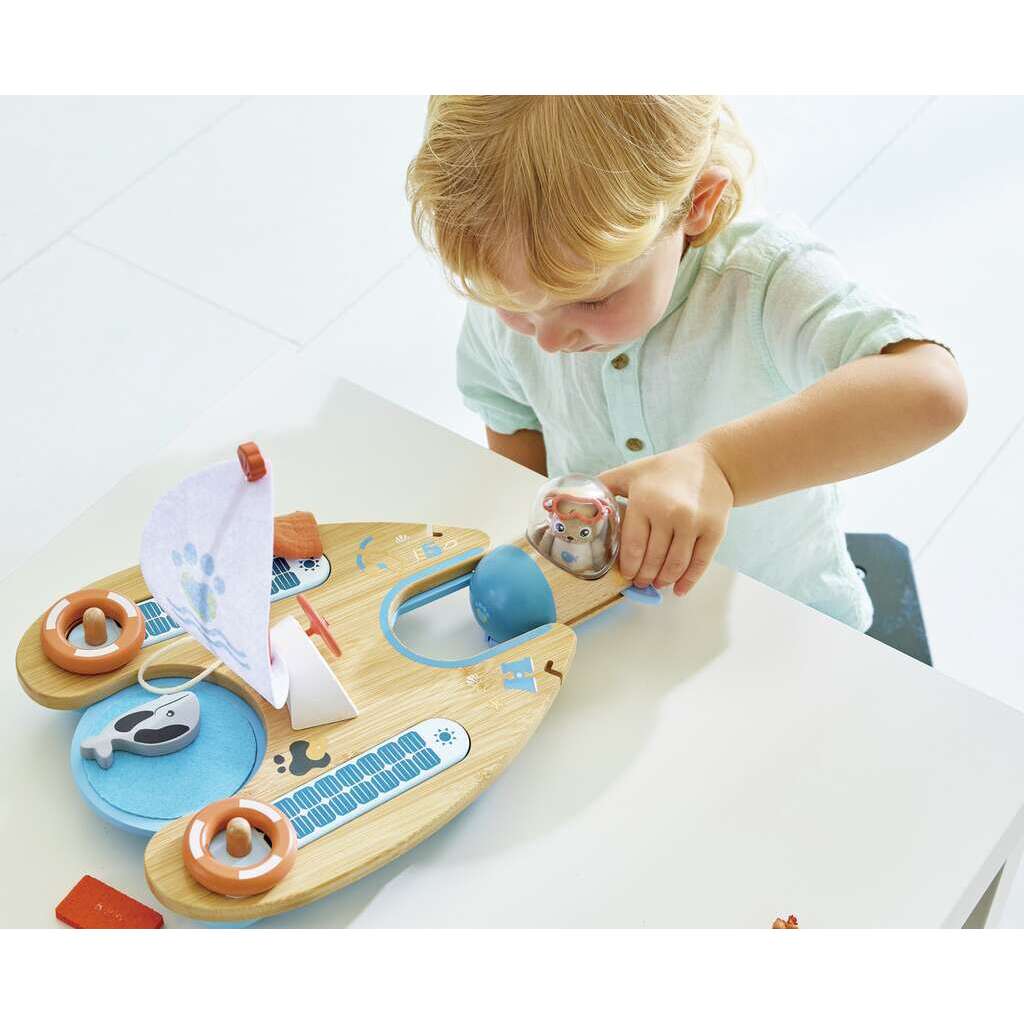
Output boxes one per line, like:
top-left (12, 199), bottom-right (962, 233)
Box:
top-left (601, 339), bottom-right (966, 595)
top-left (704, 338), bottom-right (966, 504)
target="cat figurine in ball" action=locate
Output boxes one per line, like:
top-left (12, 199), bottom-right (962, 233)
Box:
top-left (535, 491), bottom-right (615, 578)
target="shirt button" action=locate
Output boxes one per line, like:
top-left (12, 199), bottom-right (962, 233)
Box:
top-left (611, 353), bottom-right (630, 370)
top-left (625, 437), bottom-right (645, 452)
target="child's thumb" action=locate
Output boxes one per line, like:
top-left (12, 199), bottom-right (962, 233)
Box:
top-left (598, 464), bottom-right (631, 497)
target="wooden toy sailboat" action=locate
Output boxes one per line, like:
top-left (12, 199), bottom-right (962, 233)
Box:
top-left (16, 443), bottom-right (649, 924)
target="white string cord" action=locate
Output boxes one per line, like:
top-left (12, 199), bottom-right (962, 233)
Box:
top-left (137, 634), bottom-right (222, 694)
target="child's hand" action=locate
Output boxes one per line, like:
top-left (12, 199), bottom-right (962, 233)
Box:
top-left (599, 442), bottom-right (734, 596)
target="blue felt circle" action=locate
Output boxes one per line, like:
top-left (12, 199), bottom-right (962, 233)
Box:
top-left (71, 680), bottom-right (266, 836)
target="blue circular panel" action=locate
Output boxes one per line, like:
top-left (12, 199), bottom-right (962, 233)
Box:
top-left (71, 680), bottom-right (265, 835)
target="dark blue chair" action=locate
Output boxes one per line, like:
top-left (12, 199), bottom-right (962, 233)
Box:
top-left (846, 533), bottom-right (932, 666)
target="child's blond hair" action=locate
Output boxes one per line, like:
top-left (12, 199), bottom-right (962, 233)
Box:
top-left (407, 95), bottom-right (755, 312)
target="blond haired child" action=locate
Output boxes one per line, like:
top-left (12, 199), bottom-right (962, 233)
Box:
top-left (406, 96), bottom-right (966, 630)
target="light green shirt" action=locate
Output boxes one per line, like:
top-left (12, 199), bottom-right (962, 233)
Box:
top-left (457, 214), bottom-right (931, 630)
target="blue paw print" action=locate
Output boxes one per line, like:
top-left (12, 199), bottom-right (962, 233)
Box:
top-left (560, 550), bottom-right (578, 565)
top-left (172, 542), bottom-right (226, 623)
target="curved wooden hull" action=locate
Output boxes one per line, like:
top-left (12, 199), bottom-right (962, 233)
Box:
top-left (17, 521), bottom-right (626, 922)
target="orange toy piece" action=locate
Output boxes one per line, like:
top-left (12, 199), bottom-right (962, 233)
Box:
top-left (771, 914), bottom-right (800, 929)
top-left (274, 510), bottom-right (323, 558)
top-left (40, 589), bottom-right (145, 676)
top-left (237, 441), bottom-right (267, 482)
top-left (82, 606), bottom-right (107, 646)
top-left (297, 593), bottom-right (341, 657)
top-left (226, 816), bottom-right (253, 858)
top-left (183, 797), bottom-right (298, 898)
top-left (56, 875), bottom-right (164, 929)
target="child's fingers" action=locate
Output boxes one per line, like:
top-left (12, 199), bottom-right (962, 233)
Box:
top-left (653, 530), bottom-right (696, 590)
top-left (617, 505), bottom-right (651, 581)
top-left (673, 532), bottom-right (722, 596)
top-left (633, 524), bottom-right (673, 589)
top-left (597, 465), bottom-right (630, 497)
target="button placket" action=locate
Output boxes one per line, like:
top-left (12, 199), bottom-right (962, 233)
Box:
top-left (602, 342), bottom-right (651, 461)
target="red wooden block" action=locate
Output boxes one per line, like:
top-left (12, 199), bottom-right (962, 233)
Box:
top-left (273, 510), bottom-right (323, 558)
top-left (55, 875), bottom-right (164, 929)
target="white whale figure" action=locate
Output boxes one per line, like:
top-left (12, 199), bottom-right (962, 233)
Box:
top-left (81, 692), bottom-right (201, 769)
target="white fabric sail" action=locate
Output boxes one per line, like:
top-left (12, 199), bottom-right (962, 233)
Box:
top-left (140, 456), bottom-right (289, 708)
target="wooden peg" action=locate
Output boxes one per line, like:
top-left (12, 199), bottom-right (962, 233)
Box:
top-left (226, 816), bottom-right (253, 858)
top-left (82, 607), bottom-right (107, 647)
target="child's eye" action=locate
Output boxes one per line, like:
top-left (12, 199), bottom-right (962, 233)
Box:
top-left (577, 298), bottom-right (608, 311)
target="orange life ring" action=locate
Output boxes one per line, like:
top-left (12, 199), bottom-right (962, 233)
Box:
top-left (183, 797), bottom-right (298, 898)
top-left (40, 588), bottom-right (145, 675)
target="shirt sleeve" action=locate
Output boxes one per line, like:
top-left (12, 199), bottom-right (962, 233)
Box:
top-left (456, 303), bottom-right (543, 434)
top-left (760, 241), bottom-right (935, 394)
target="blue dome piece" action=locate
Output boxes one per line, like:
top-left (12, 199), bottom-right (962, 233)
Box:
top-left (469, 545), bottom-right (557, 644)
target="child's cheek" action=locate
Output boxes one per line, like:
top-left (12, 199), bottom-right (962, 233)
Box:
top-left (611, 284), bottom-right (674, 342)
top-left (594, 305), bottom-right (647, 346)
top-left (497, 308), bottom-right (533, 335)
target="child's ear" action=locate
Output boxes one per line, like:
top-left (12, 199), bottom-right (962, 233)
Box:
top-left (683, 166), bottom-right (731, 238)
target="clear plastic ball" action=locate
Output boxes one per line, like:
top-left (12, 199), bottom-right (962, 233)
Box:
top-left (525, 473), bottom-right (621, 580)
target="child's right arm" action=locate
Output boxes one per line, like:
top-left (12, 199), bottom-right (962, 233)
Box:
top-left (458, 304), bottom-right (547, 474)
top-left (485, 426), bottom-right (548, 476)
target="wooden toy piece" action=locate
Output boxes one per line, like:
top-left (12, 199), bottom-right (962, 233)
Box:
top-left (16, 520), bottom-right (630, 922)
top-left (56, 875), bottom-right (164, 929)
top-left (82, 606), bottom-right (108, 646)
top-left (17, 525), bottom-right (626, 710)
top-left (236, 441), bottom-right (266, 481)
top-left (80, 691), bottom-right (201, 769)
top-left (183, 797), bottom-right (297, 897)
top-left (39, 588), bottom-right (145, 677)
top-left (226, 816), bottom-right (253, 858)
top-left (274, 510), bottom-right (323, 558)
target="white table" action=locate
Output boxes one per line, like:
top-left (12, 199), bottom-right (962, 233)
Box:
top-left (5, 376), bottom-right (1024, 928)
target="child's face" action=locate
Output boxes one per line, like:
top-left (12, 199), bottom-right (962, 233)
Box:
top-left (494, 226), bottom-right (686, 354)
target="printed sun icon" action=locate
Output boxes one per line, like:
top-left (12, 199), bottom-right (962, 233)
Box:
top-left (434, 727), bottom-right (457, 747)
